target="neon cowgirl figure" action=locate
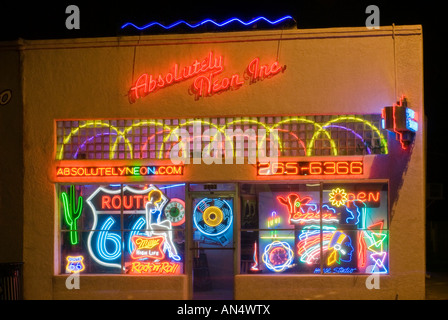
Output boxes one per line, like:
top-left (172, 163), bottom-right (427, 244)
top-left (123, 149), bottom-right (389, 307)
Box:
top-left (145, 189), bottom-right (181, 261)
top-left (326, 231), bottom-right (354, 266)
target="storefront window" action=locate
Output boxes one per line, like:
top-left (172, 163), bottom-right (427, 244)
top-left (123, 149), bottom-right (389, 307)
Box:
top-left (59, 183), bottom-right (186, 275)
top-left (240, 182), bottom-right (388, 275)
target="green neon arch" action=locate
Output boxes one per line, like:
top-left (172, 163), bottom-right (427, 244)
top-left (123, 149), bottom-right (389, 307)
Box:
top-left (308, 116), bottom-right (388, 155)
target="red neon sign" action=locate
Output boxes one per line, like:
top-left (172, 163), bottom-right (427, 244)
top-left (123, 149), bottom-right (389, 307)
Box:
top-left (128, 52), bottom-right (286, 102)
top-left (128, 261), bottom-right (181, 275)
top-left (101, 194), bottom-right (149, 210)
top-left (257, 161), bottom-right (363, 176)
top-left (277, 193), bottom-right (338, 224)
top-left (130, 235), bottom-right (166, 260)
top-left (192, 57), bottom-right (285, 99)
top-left (129, 51), bottom-right (224, 102)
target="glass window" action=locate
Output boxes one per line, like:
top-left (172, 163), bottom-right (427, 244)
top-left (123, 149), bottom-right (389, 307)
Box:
top-left (59, 183), bottom-right (186, 275)
top-left (240, 182), bottom-right (388, 275)
top-left (56, 115), bottom-right (387, 160)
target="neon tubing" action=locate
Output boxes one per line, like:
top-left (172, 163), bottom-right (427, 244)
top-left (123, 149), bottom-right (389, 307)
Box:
top-left (128, 216), bottom-right (146, 254)
top-left (59, 115), bottom-right (386, 160)
top-left (73, 132), bottom-right (117, 159)
top-left (97, 217), bottom-right (122, 261)
top-left (193, 198), bottom-right (233, 237)
top-left (309, 116), bottom-right (388, 155)
top-left (61, 185), bottom-right (83, 245)
top-left (323, 125), bottom-right (371, 154)
top-left (121, 16), bottom-right (294, 31)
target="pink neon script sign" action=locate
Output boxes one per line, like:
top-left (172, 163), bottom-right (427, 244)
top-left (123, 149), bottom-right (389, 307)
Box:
top-left (129, 52), bottom-right (224, 102)
top-left (128, 52), bottom-right (286, 102)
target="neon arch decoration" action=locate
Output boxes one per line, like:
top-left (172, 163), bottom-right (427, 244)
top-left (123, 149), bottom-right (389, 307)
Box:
top-left (57, 114), bottom-right (387, 160)
top-left (308, 115), bottom-right (388, 155)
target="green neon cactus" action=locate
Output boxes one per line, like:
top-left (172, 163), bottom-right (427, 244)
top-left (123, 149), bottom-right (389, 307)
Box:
top-left (61, 185), bottom-right (83, 245)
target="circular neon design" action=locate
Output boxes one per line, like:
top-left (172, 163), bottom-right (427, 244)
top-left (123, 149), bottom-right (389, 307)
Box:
top-left (329, 188), bottom-right (348, 207)
top-left (262, 241), bottom-right (294, 272)
top-left (203, 206), bottom-right (224, 227)
top-left (193, 198), bottom-right (233, 237)
top-left (164, 198), bottom-right (185, 226)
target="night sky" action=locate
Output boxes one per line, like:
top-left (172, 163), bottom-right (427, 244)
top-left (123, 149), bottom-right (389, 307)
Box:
top-left (0, 0), bottom-right (445, 206)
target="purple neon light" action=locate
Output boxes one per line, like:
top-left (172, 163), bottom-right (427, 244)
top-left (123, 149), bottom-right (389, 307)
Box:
top-left (73, 132), bottom-right (117, 159)
top-left (323, 125), bottom-right (371, 154)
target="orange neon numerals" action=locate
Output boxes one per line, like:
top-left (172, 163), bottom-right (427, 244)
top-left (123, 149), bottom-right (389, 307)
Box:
top-left (257, 161), bottom-right (363, 176)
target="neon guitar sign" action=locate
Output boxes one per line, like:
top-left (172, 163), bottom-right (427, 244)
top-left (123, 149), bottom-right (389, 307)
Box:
top-left (128, 51), bottom-right (286, 103)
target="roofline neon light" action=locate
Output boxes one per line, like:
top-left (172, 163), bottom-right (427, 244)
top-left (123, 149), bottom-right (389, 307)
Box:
top-left (121, 15), bottom-right (294, 31)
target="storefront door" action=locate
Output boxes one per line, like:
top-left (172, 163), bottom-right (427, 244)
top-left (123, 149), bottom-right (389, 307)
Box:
top-left (189, 184), bottom-right (236, 300)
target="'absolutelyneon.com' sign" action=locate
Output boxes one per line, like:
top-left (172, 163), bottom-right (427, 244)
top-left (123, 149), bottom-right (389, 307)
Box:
top-left (56, 165), bottom-right (183, 177)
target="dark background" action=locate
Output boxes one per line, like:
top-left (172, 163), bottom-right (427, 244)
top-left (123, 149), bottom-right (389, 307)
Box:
top-left (0, 0), bottom-right (446, 271)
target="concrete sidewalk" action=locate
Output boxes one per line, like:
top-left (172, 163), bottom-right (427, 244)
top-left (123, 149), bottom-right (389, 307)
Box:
top-left (425, 272), bottom-right (448, 300)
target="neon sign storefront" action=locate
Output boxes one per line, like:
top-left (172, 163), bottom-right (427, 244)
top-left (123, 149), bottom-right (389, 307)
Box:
top-left (60, 184), bottom-right (185, 275)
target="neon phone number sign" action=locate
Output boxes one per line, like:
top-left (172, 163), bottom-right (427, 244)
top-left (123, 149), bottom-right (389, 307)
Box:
top-left (257, 161), bottom-right (363, 176)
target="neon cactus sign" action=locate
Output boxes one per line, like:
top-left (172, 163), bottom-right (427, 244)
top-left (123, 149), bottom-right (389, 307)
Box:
top-left (61, 185), bottom-right (83, 245)
top-left (128, 52), bottom-right (285, 103)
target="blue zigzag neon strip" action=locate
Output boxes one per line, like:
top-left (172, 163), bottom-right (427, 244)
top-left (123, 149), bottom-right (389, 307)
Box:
top-left (121, 15), bottom-right (294, 31)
